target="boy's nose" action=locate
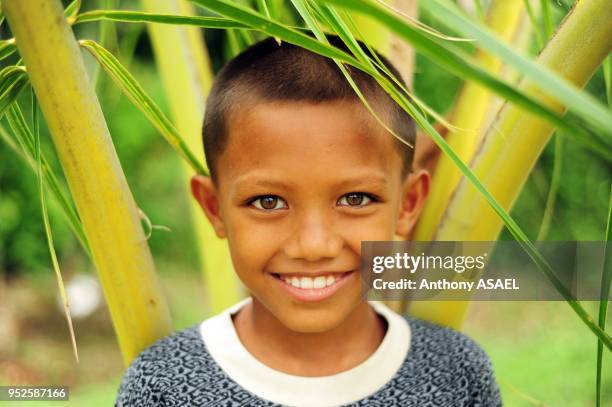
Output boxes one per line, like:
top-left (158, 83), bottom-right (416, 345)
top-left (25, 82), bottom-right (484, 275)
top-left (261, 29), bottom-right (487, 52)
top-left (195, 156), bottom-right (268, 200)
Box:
top-left (283, 210), bottom-right (343, 261)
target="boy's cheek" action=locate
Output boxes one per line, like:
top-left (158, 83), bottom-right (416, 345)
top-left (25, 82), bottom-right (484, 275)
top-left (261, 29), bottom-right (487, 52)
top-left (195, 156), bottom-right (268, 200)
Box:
top-left (339, 213), bottom-right (397, 242)
top-left (226, 229), bottom-right (280, 274)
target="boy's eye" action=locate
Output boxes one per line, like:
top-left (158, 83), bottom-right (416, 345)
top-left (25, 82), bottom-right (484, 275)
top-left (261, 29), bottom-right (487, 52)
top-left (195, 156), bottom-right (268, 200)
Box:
top-left (337, 193), bottom-right (373, 207)
top-left (250, 195), bottom-right (288, 210)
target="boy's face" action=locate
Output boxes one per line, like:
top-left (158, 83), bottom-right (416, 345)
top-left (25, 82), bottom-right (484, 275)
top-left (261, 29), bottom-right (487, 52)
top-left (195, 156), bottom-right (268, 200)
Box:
top-left (192, 101), bottom-right (428, 333)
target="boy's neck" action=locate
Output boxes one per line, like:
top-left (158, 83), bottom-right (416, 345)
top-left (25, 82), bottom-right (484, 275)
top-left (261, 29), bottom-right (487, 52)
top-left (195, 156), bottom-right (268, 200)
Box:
top-left (231, 299), bottom-right (387, 377)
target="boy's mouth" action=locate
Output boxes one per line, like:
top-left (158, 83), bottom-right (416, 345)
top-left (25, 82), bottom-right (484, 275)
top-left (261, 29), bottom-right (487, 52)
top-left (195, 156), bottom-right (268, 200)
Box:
top-left (271, 272), bottom-right (347, 289)
top-left (269, 271), bottom-right (355, 302)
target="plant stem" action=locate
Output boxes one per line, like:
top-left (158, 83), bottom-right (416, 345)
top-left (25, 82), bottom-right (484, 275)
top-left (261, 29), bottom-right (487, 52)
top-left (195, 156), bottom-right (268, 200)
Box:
top-left (3, 0), bottom-right (172, 364)
top-left (141, 0), bottom-right (243, 314)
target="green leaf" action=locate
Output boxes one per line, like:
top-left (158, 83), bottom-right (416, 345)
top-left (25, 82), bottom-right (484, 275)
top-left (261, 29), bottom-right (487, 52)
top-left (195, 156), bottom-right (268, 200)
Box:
top-left (267, 0), bottom-right (282, 20)
top-left (596, 186), bottom-right (612, 407)
top-left (334, 7), bottom-right (455, 130)
top-left (256, 0), bottom-right (280, 45)
top-left (309, 2), bottom-right (374, 68)
top-left (293, 0), bottom-right (410, 146)
top-left (4, 102), bottom-right (90, 256)
top-left (225, 29), bottom-right (242, 58)
top-left (79, 40), bottom-right (208, 175)
top-left (74, 10), bottom-right (249, 29)
top-left (0, 120), bottom-right (19, 152)
top-left (522, 0), bottom-right (545, 49)
top-left (0, 39), bottom-right (17, 61)
top-left (92, 0), bottom-right (119, 90)
top-left (190, 0), bottom-right (360, 61)
top-left (256, 0), bottom-right (271, 18)
top-left (0, 66), bottom-right (28, 117)
top-left (65, 0), bottom-right (82, 20)
top-left (290, 0), bottom-right (407, 148)
top-left (539, 0), bottom-right (554, 39)
top-left (474, 0), bottom-right (485, 22)
top-left (318, 0), bottom-right (612, 157)
top-left (419, 0), bottom-right (612, 135)
top-left (237, 27), bottom-right (255, 46)
top-left (536, 134), bottom-right (563, 241)
top-left (183, 0), bottom-right (610, 158)
top-left (604, 54), bottom-right (611, 109)
top-left (29, 95), bottom-right (79, 363)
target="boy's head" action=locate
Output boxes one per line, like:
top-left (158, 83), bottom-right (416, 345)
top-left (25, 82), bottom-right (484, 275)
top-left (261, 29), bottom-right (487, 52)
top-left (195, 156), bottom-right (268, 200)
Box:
top-left (192, 36), bottom-right (429, 334)
top-left (202, 36), bottom-right (415, 183)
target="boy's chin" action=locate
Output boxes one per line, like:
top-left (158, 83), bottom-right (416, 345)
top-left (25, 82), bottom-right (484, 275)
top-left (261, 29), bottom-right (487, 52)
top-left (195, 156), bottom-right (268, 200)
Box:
top-left (274, 304), bottom-right (359, 334)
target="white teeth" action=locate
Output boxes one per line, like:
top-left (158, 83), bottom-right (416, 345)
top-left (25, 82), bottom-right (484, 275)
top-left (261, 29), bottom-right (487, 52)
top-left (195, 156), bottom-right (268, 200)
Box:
top-left (281, 274), bottom-right (341, 289)
top-left (300, 277), bottom-right (313, 289)
top-left (313, 276), bottom-right (326, 289)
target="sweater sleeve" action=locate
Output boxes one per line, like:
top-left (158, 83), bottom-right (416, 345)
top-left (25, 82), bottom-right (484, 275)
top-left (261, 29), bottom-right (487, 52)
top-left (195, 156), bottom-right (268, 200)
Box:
top-left (114, 354), bottom-right (166, 407)
top-left (462, 337), bottom-right (502, 407)
top-left (113, 324), bottom-right (208, 406)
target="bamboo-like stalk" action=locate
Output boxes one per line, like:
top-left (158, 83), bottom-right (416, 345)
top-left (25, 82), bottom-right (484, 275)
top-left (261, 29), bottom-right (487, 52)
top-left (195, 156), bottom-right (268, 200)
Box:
top-left (3, 0), bottom-right (172, 364)
top-left (141, 0), bottom-right (243, 314)
top-left (410, 0), bottom-right (612, 328)
top-left (408, 0), bottom-right (525, 327)
top-left (415, 0), bottom-right (525, 242)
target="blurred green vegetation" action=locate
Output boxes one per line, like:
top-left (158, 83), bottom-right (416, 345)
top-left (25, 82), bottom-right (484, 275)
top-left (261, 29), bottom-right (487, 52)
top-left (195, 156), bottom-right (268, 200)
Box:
top-left (0, 0), bottom-right (610, 406)
top-left (0, 25), bottom-right (201, 277)
top-left (464, 301), bottom-right (612, 406)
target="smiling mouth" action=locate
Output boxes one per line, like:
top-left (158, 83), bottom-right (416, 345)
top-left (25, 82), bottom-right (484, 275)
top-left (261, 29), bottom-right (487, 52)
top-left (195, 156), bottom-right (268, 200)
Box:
top-left (270, 271), bottom-right (352, 289)
top-left (269, 271), bottom-right (356, 302)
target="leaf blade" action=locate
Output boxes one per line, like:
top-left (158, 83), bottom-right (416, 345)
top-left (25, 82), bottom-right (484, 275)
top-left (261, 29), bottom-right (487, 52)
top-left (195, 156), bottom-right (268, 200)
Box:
top-left (596, 186), bottom-right (612, 406)
top-left (79, 40), bottom-right (208, 175)
top-left (74, 10), bottom-right (249, 29)
top-left (30, 95), bottom-right (79, 363)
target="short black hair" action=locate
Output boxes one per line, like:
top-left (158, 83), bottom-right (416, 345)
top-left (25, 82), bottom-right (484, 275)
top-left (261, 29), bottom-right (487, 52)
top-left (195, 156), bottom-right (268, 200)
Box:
top-left (202, 35), bottom-right (415, 182)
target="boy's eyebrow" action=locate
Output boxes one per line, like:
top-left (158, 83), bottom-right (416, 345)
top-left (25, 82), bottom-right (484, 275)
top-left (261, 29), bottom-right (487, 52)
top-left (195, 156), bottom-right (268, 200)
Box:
top-left (233, 177), bottom-right (294, 191)
top-left (232, 172), bottom-right (389, 191)
top-left (332, 173), bottom-right (389, 190)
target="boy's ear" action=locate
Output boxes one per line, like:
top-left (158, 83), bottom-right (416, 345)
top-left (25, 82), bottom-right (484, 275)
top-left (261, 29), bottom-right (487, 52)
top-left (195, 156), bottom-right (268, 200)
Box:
top-left (190, 175), bottom-right (226, 239)
top-left (395, 169), bottom-right (430, 238)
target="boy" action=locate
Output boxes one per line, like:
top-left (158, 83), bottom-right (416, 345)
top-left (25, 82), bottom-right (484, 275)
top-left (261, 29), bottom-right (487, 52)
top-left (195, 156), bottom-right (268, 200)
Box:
top-left (115, 36), bottom-right (501, 406)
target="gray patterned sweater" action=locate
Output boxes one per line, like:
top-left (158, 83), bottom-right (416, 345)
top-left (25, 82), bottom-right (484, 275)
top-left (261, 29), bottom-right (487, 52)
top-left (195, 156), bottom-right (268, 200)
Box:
top-left (115, 314), bottom-right (501, 406)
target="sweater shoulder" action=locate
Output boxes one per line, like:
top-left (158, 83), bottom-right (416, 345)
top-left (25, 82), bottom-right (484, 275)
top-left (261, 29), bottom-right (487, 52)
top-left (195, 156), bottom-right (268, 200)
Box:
top-left (404, 315), bottom-right (491, 362)
top-left (129, 322), bottom-right (205, 366)
top-left (401, 316), bottom-right (501, 405)
top-left (114, 322), bottom-right (211, 406)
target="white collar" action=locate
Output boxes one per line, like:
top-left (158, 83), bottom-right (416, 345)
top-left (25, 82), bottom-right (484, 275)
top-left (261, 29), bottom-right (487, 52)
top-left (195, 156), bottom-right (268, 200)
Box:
top-left (200, 298), bottom-right (411, 407)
